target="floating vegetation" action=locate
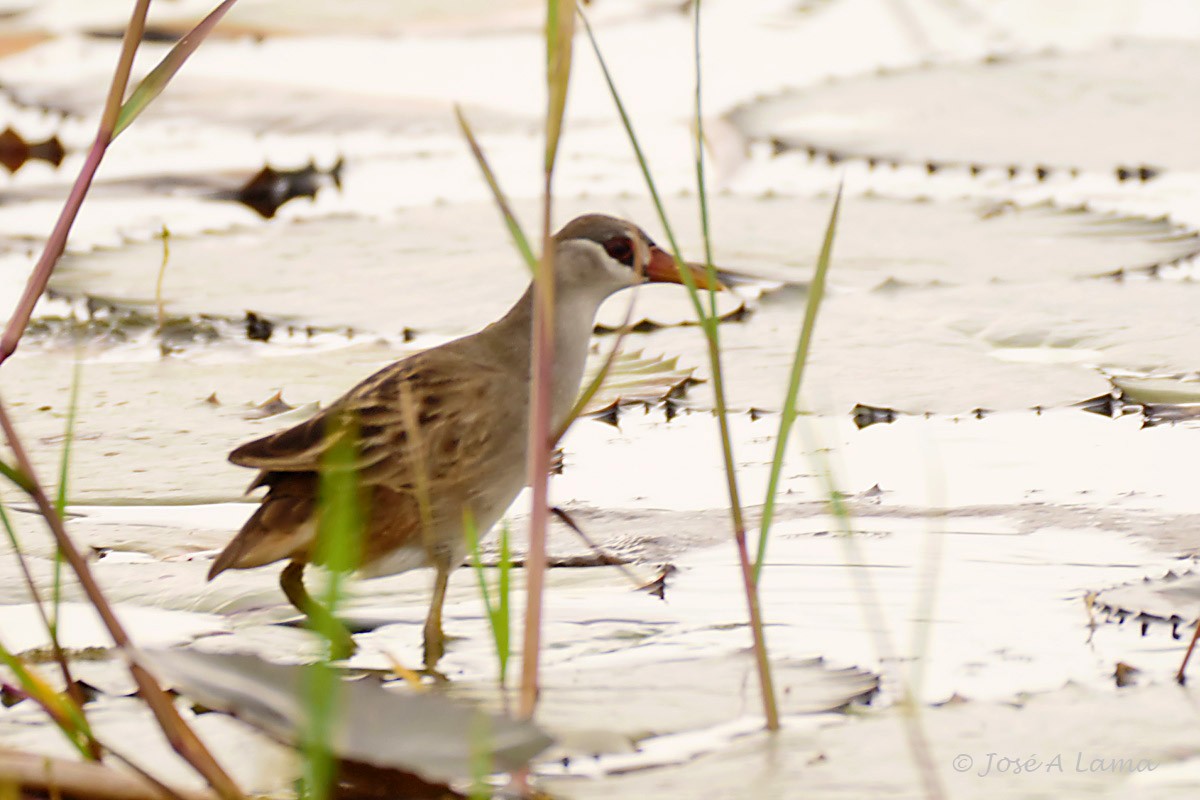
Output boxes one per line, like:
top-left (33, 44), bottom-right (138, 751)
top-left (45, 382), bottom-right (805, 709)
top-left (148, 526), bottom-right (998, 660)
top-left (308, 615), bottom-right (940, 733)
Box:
top-left (728, 40), bottom-right (1200, 178)
top-left (1092, 569), bottom-right (1200, 640)
top-left (228, 158), bottom-right (344, 219)
top-left (24, 294), bottom-right (383, 355)
top-left (0, 126), bottom-right (65, 173)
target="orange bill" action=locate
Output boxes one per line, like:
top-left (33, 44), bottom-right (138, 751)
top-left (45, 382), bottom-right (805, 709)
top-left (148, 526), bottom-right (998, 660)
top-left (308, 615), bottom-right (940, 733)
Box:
top-left (645, 246), bottom-right (725, 290)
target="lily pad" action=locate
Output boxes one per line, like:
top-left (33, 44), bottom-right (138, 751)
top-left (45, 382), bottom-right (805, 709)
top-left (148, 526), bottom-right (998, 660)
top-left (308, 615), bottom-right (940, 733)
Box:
top-left (0, 690), bottom-right (300, 794)
top-left (728, 40), bottom-right (1200, 176)
top-left (1092, 570), bottom-right (1200, 637)
top-left (2, 339), bottom-right (422, 502)
top-left (7, 67), bottom-right (531, 137)
top-left (544, 683), bottom-right (1200, 798)
top-left (23, 190), bottom-right (1200, 428)
top-left (143, 648), bottom-right (553, 784)
top-left (581, 349), bottom-right (699, 415)
top-left (1, 323), bottom-right (712, 502)
top-left (51, 200), bottom-right (750, 338)
top-left (8, 0), bottom-right (549, 38)
top-left (1112, 375), bottom-right (1200, 406)
top-left (469, 652), bottom-right (877, 746)
top-left (0, 602), bottom-right (228, 655)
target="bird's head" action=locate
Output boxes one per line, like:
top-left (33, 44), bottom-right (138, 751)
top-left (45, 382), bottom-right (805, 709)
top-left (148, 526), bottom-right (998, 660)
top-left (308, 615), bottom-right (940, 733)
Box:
top-left (551, 213), bottom-right (721, 298)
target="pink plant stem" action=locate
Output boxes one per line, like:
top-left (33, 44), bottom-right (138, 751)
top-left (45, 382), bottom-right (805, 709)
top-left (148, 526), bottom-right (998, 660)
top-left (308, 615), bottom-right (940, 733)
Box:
top-left (4, 526), bottom-right (97, 757)
top-left (0, 400), bottom-right (244, 800)
top-left (518, 177), bottom-right (557, 720)
top-left (1177, 621), bottom-right (1200, 684)
top-left (706, 341), bottom-right (779, 730)
top-left (0, 0), bottom-right (150, 367)
top-left (732, 523), bottom-right (778, 729)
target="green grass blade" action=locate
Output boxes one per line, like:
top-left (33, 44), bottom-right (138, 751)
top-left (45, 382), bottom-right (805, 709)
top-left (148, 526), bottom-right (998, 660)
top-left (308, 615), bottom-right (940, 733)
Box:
top-left (455, 106), bottom-right (537, 272)
top-left (113, 0), bottom-right (239, 139)
top-left (53, 363), bottom-right (80, 516)
top-left (468, 712), bottom-right (494, 800)
top-left (465, 514), bottom-right (498, 634)
top-left (799, 417), bottom-right (948, 798)
top-left (0, 490), bottom-right (96, 756)
top-left (303, 417), bottom-right (364, 800)
top-left (581, 4), bottom-right (776, 730)
top-left (577, 12), bottom-right (705, 319)
top-left (692, 0), bottom-right (719, 321)
top-left (0, 642), bottom-right (94, 759)
top-left (544, 0), bottom-right (575, 171)
top-left (51, 361), bottom-right (82, 636)
top-left (466, 511), bottom-right (512, 687)
top-left (496, 522), bottom-right (511, 685)
top-left (301, 660), bottom-right (337, 800)
top-left (0, 499), bottom-right (23, 557)
top-left (0, 460), bottom-right (33, 493)
top-left (754, 186), bottom-right (841, 581)
top-left (155, 224), bottom-right (171, 333)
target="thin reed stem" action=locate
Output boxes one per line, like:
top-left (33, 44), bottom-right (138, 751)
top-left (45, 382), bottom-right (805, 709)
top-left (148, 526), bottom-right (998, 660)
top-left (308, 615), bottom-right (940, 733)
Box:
top-left (455, 106), bottom-right (537, 272)
top-left (0, 0), bottom-right (238, 365)
top-left (519, 174), bottom-right (557, 720)
top-left (800, 422), bottom-right (946, 800)
top-left (580, 4), bottom-right (778, 729)
top-left (755, 187), bottom-right (840, 580)
top-left (519, 0), bottom-right (575, 721)
top-left (0, 0), bottom-right (149, 366)
top-left (0, 399), bottom-right (244, 800)
top-left (0, 501), bottom-right (95, 758)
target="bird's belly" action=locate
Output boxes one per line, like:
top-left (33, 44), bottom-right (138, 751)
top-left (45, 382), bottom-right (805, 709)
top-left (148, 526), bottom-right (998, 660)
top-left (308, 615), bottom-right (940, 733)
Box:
top-left (358, 480), bottom-right (524, 579)
top-left (358, 545), bottom-right (430, 578)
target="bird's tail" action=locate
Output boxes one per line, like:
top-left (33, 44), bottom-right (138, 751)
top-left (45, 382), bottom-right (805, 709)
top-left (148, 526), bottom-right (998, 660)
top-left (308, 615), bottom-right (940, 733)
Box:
top-left (207, 478), bottom-right (318, 580)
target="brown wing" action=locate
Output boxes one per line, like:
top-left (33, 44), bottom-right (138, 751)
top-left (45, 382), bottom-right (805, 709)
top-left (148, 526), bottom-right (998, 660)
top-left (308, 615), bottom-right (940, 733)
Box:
top-left (229, 348), bottom-right (515, 493)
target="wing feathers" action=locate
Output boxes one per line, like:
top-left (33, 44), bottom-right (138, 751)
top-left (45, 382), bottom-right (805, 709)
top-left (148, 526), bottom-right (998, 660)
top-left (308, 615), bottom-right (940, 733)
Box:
top-left (228, 349), bottom-right (516, 492)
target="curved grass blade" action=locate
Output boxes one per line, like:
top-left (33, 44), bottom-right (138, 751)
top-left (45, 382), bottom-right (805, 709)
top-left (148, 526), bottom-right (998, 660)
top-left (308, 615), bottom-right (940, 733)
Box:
top-left (754, 186), bottom-right (841, 580)
top-left (0, 460), bottom-right (33, 494)
top-left (455, 106), bottom-right (536, 272)
top-left (580, 3), bottom-right (777, 730)
top-left (155, 224), bottom-right (172, 334)
top-left (543, 1), bottom-right (575, 172)
top-left (692, 0), bottom-right (719, 321)
top-left (113, 0), bottom-right (240, 139)
top-left (0, 399), bottom-right (245, 800)
top-left (0, 0), bottom-right (149, 366)
top-left (466, 512), bottom-right (512, 687)
top-left (798, 419), bottom-right (947, 800)
top-left (51, 361), bottom-right (82, 651)
top-left (0, 493), bottom-right (95, 758)
top-left (0, 642), bottom-right (93, 759)
top-left (519, 0), bottom-right (576, 722)
top-left (304, 416), bottom-right (365, 800)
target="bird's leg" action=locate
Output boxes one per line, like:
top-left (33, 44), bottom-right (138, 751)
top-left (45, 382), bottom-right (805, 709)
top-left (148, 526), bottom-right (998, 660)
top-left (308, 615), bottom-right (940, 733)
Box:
top-left (422, 557), bottom-right (451, 673)
top-left (280, 560), bottom-right (356, 660)
top-left (550, 506), bottom-right (645, 587)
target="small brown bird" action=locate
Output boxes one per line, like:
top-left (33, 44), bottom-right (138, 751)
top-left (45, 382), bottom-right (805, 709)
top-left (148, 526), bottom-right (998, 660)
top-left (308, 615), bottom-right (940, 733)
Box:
top-left (207, 214), bottom-right (717, 667)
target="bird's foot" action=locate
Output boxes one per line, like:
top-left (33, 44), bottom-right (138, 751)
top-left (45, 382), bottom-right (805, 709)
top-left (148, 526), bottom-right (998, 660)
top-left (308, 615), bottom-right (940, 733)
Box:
top-left (422, 625), bottom-right (448, 674)
top-left (328, 629), bottom-right (358, 661)
top-left (419, 665), bottom-right (450, 683)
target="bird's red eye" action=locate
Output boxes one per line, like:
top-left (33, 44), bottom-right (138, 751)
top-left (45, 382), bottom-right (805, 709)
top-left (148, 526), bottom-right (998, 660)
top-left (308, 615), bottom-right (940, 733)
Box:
top-left (603, 236), bottom-right (635, 267)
